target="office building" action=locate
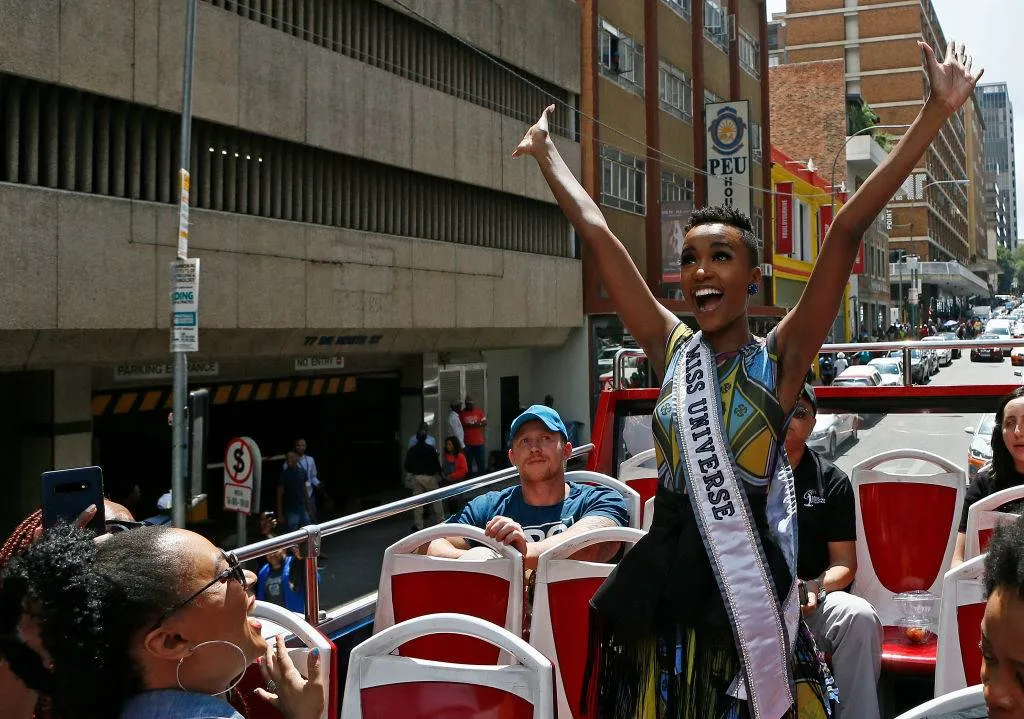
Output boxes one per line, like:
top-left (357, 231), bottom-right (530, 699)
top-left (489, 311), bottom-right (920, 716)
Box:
top-left (979, 82), bottom-right (1018, 249)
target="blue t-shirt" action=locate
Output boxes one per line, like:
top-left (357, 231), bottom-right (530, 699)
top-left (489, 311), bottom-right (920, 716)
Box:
top-left (449, 482), bottom-right (630, 542)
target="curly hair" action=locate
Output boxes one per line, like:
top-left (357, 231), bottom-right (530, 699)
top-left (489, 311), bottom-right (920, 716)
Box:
top-left (684, 204), bottom-right (761, 268)
top-left (0, 524), bottom-right (189, 719)
top-left (989, 386), bottom-right (1024, 493)
top-left (984, 514), bottom-right (1024, 598)
top-left (445, 435), bottom-right (463, 454)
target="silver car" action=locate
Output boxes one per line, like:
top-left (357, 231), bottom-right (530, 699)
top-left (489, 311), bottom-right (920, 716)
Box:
top-left (807, 411), bottom-right (859, 459)
top-left (920, 336), bottom-right (952, 367)
top-left (964, 413), bottom-right (994, 483)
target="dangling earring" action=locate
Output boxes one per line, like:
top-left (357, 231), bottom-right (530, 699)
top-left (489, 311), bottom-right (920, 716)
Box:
top-left (747, 284), bottom-right (759, 296)
top-left (176, 640), bottom-right (248, 696)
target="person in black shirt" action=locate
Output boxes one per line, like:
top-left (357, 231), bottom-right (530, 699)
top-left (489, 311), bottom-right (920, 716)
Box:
top-left (785, 384), bottom-right (883, 719)
top-left (953, 386), bottom-right (1024, 568)
top-left (405, 429), bottom-right (444, 530)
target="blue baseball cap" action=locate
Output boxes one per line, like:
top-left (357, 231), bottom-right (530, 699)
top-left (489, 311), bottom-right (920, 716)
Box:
top-left (509, 404), bottom-right (568, 443)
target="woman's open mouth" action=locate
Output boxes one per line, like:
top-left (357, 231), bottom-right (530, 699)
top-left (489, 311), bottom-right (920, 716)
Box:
top-left (693, 287), bottom-right (724, 313)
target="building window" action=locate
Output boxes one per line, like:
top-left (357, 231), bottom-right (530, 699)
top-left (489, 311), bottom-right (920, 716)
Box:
top-left (768, 54), bottom-right (782, 68)
top-left (661, 0), bottom-right (691, 20)
top-left (601, 145), bottom-right (646, 215)
top-left (658, 61), bottom-right (693, 123)
top-left (704, 0), bottom-right (729, 52)
top-left (739, 29), bottom-right (760, 78)
top-left (598, 19), bottom-right (644, 95)
top-left (751, 122), bottom-right (763, 164)
top-left (752, 205), bottom-right (764, 244)
top-left (704, 89), bottom-right (723, 106)
top-left (661, 171), bottom-right (694, 203)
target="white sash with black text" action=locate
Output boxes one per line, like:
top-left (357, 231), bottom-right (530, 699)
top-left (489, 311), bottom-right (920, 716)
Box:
top-left (673, 331), bottom-right (799, 719)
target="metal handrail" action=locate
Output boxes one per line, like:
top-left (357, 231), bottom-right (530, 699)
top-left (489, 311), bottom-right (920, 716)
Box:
top-left (612, 348), bottom-right (647, 389)
top-left (234, 443), bottom-right (595, 623)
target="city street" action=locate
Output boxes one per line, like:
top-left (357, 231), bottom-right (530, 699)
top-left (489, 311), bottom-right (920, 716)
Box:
top-left (831, 352), bottom-right (1019, 478)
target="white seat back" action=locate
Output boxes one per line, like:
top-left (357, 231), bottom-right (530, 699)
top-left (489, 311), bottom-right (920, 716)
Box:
top-left (530, 527), bottom-right (647, 719)
top-left (373, 525), bottom-right (523, 664)
top-left (564, 470), bottom-right (642, 529)
top-left (893, 685), bottom-right (984, 719)
top-left (935, 555), bottom-right (987, 697)
top-left (965, 484), bottom-right (1024, 560)
top-left (342, 613), bottom-right (554, 719)
top-left (850, 450), bottom-right (965, 625)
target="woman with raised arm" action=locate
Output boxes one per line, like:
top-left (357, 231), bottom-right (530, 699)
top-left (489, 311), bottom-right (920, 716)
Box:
top-left (514, 40), bottom-right (981, 719)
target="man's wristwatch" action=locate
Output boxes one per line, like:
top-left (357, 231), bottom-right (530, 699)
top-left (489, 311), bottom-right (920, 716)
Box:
top-left (816, 574), bottom-right (828, 601)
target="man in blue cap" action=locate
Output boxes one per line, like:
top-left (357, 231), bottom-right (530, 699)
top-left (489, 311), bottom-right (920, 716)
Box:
top-left (427, 404), bottom-right (629, 568)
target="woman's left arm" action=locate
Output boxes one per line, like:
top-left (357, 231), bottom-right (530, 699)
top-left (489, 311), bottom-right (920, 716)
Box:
top-left (775, 41), bottom-right (982, 403)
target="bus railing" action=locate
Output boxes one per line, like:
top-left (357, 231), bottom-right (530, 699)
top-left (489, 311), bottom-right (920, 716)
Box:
top-left (234, 442), bottom-right (595, 623)
top-left (613, 338), bottom-right (1024, 390)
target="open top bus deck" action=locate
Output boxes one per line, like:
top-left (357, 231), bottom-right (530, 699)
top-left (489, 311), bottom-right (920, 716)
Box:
top-left (233, 337), bottom-right (1022, 718)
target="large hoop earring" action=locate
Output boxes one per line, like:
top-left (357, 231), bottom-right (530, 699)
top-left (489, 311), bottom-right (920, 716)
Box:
top-left (176, 640), bottom-right (248, 696)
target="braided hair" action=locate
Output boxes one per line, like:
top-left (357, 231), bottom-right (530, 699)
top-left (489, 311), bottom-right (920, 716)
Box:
top-left (0, 524), bottom-right (189, 719)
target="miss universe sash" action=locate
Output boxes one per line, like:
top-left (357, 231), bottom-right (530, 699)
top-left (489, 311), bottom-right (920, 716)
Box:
top-left (673, 331), bottom-right (800, 719)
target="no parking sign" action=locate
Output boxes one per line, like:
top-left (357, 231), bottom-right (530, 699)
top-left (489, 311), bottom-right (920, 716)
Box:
top-left (223, 436), bottom-right (262, 515)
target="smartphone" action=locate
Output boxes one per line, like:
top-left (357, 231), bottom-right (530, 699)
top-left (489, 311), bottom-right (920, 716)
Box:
top-left (41, 467), bottom-right (105, 532)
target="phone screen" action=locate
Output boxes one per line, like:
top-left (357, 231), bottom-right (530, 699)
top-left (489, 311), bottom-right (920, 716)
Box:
top-left (41, 467), bottom-right (105, 532)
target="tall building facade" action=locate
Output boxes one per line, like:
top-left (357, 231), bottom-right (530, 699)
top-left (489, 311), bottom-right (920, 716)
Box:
top-left (580, 0), bottom-right (777, 398)
top-left (979, 82), bottom-right (1018, 249)
top-left (965, 93), bottom-right (1000, 294)
top-left (0, 0), bottom-right (586, 530)
top-left (780, 0), bottom-right (969, 265)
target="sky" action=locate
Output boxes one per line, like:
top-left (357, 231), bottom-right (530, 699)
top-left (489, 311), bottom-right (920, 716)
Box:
top-left (766, 0), bottom-right (1023, 238)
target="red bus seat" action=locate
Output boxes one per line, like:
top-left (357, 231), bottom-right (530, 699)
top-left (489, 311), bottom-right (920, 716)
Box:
top-left (235, 600), bottom-right (336, 719)
top-left (373, 525), bottom-right (523, 664)
top-left (341, 613), bottom-right (554, 719)
top-left (965, 485), bottom-right (1024, 561)
top-left (935, 554), bottom-right (987, 696)
top-left (850, 450), bottom-right (965, 675)
top-left (529, 527), bottom-right (647, 719)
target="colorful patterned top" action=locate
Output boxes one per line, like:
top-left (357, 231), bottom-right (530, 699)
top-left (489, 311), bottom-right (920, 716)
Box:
top-left (653, 322), bottom-right (787, 494)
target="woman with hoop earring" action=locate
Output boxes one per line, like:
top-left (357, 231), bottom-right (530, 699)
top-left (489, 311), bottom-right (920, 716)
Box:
top-left (0, 524), bottom-right (324, 719)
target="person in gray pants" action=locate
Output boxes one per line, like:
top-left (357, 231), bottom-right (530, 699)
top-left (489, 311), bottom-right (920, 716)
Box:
top-left (786, 384), bottom-right (883, 719)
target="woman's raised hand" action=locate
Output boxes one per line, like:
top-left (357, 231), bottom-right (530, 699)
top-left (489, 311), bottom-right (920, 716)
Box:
top-left (256, 635), bottom-right (325, 719)
top-left (512, 104), bottom-right (556, 159)
top-left (920, 40), bottom-right (983, 116)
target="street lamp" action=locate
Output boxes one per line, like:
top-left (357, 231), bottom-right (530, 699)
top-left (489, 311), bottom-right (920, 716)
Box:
top-left (830, 124), bottom-right (913, 214)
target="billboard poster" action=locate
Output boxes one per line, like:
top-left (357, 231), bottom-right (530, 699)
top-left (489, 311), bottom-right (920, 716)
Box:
top-left (706, 100), bottom-right (751, 218)
top-left (661, 199), bottom-right (694, 284)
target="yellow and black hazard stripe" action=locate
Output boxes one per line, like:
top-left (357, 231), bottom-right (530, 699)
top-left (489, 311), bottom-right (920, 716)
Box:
top-left (91, 375), bottom-right (358, 417)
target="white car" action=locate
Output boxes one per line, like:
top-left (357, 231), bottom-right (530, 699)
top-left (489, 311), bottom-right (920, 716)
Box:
top-left (964, 413), bottom-right (994, 483)
top-left (830, 366), bottom-right (884, 387)
top-left (866, 358), bottom-right (904, 386)
top-left (920, 336), bottom-right (952, 366)
top-left (807, 412), bottom-right (859, 459)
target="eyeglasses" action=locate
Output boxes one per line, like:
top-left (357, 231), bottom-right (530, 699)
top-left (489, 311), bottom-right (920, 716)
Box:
top-left (792, 405), bottom-right (813, 420)
top-left (151, 552), bottom-right (247, 630)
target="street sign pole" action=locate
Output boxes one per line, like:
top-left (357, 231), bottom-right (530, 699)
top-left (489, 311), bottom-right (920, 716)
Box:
top-left (171, 0), bottom-right (199, 529)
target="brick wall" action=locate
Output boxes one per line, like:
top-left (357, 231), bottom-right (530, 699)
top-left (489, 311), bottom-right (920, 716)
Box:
top-left (769, 59), bottom-right (847, 184)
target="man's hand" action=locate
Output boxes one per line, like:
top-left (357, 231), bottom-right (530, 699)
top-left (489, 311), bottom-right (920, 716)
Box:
top-left (800, 580), bottom-right (819, 617)
top-left (485, 516), bottom-right (528, 555)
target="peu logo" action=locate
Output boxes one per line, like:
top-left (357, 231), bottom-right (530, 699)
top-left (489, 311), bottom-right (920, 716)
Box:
top-left (709, 106), bottom-right (747, 156)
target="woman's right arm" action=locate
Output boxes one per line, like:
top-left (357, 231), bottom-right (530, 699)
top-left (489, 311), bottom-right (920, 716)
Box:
top-left (514, 106), bottom-right (678, 370)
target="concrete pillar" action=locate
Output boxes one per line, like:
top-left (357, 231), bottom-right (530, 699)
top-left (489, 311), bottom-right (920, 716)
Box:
top-left (0, 369), bottom-right (93, 538)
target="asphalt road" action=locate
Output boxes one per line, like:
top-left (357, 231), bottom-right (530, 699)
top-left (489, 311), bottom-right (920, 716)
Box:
top-left (307, 351), bottom-right (1021, 611)
top-left (830, 352), bottom-right (1019, 478)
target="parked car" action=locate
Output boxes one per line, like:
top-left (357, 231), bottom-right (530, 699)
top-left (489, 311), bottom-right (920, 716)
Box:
top-left (887, 349), bottom-right (929, 384)
top-left (920, 336), bottom-right (952, 367)
top-left (971, 333), bottom-right (1005, 362)
top-left (1012, 346), bottom-right (1024, 367)
top-left (866, 358), bottom-right (904, 386)
top-left (830, 366), bottom-right (884, 387)
top-left (807, 411), bottom-right (859, 458)
top-left (964, 413), bottom-right (995, 483)
top-left (937, 332), bottom-right (961, 359)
